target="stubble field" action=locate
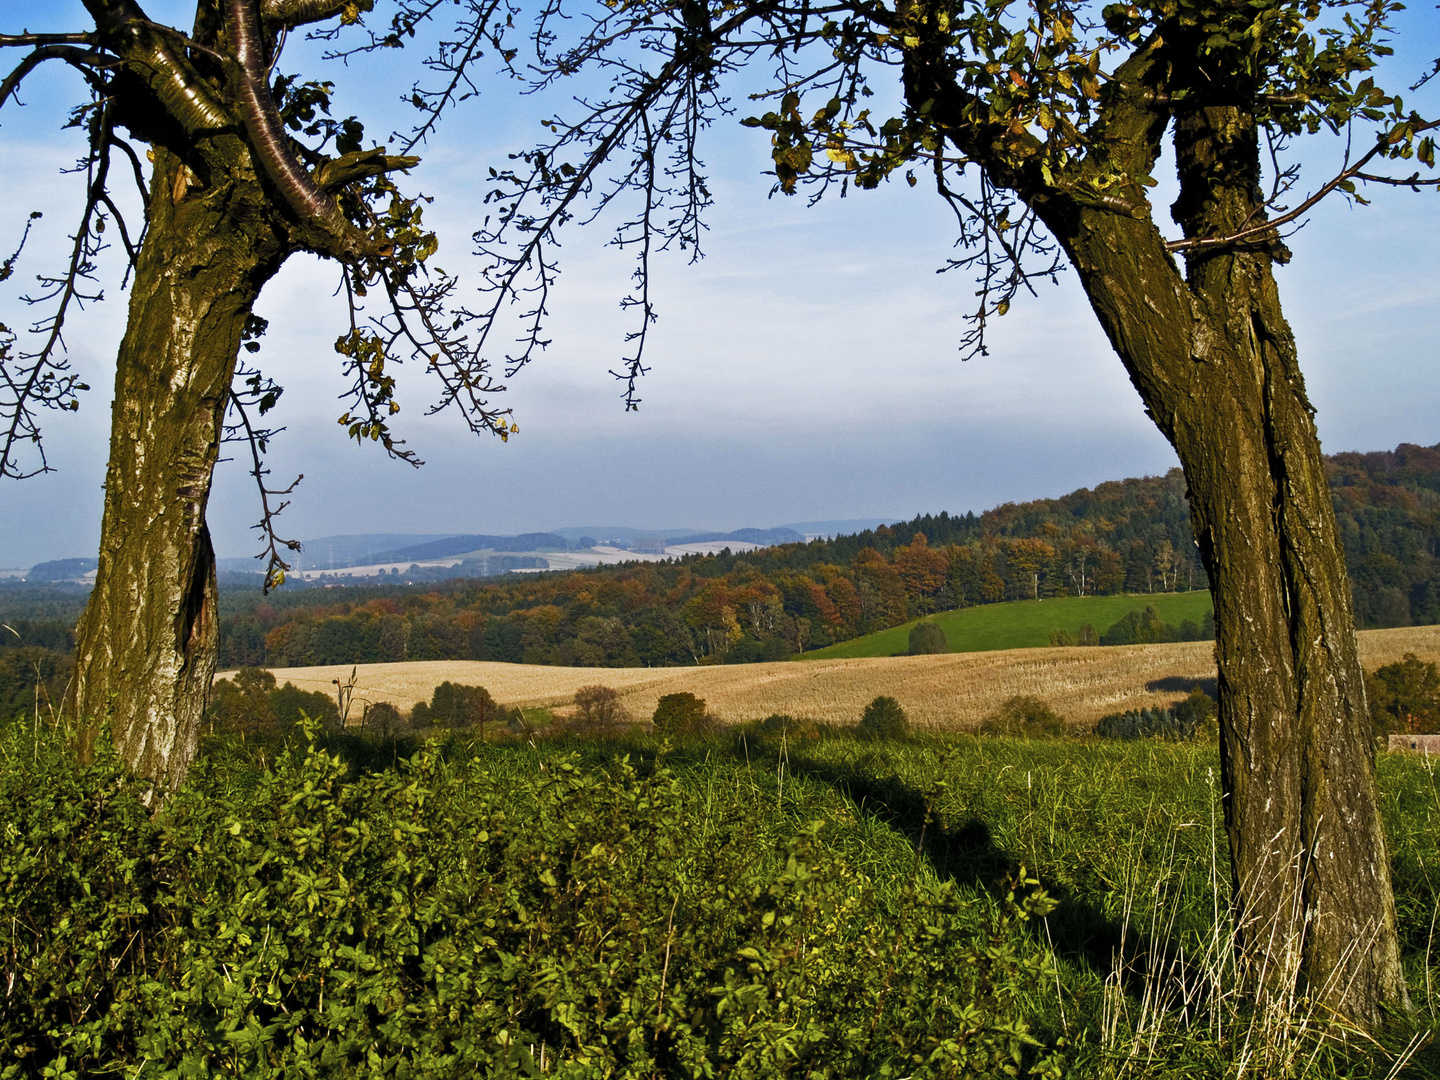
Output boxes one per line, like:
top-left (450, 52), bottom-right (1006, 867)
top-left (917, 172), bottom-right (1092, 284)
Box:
top-left (238, 624), bottom-right (1440, 729)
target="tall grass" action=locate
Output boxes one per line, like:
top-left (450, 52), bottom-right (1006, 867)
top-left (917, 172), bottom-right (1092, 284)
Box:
top-left (4, 716), bottom-right (1437, 1077)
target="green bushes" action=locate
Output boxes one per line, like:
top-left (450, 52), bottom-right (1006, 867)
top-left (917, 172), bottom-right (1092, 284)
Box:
top-left (859, 695), bottom-right (911, 740)
top-left (1099, 605), bottom-right (1213, 646)
top-left (980, 696), bottom-right (1067, 738)
top-left (208, 666), bottom-right (339, 735)
top-left (1094, 687), bottom-right (1218, 741)
top-left (0, 720), bottom-right (1062, 1078)
top-left (1366, 652), bottom-right (1440, 736)
top-left (410, 679), bottom-right (500, 732)
top-left (908, 621), bottom-right (950, 654)
top-left (652, 690), bottom-right (709, 735)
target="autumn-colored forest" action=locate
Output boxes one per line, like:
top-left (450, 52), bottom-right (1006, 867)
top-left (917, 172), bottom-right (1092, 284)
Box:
top-left (202, 442), bottom-right (1440, 671)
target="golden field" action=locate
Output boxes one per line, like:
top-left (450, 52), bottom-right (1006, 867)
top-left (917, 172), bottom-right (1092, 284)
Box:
top-left (227, 624), bottom-right (1440, 731)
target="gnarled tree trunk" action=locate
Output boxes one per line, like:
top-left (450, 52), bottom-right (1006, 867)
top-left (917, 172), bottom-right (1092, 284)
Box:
top-left (1029, 102), bottom-right (1406, 1024)
top-left (68, 144), bottom-right (287, 791)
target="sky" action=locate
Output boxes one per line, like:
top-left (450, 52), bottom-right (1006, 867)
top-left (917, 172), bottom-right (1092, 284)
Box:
top-left (1, 1), bottom-right (1437, 568)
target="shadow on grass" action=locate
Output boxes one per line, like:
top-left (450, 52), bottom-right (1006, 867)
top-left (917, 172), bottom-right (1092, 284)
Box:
top-left (762, 746), bottom-right (1127, 979)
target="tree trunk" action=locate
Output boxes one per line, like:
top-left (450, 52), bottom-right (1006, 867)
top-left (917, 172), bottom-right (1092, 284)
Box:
top-left (68, 145), bottom-right (287, 791)
top-left (1030, 106), bottom-right (1407, 1025)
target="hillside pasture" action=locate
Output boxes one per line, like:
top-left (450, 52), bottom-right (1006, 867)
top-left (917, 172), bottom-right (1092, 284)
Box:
top-left (238, 624), bottom-right (1440, 731)
top-left (805, 591), bottom-right (1216, 659)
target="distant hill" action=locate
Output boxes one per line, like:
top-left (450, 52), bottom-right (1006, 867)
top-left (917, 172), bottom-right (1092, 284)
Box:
top-left (27, 558), bottom-right (97, 582)
top-left (664, 527), bottom-right (806, 547)
top-left (217, 535), bottom-right (447, 573)
top-left (217, 440), bottom-right (1440, 672)
top-left (365, 533), bottom-right (572, 564)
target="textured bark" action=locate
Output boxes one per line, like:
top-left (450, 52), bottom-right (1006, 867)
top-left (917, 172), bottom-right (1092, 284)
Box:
top-left (902, 18), bottom-right (1406, 1026)
top-left (1028, 116), bottom-right (1406, 1026)
top-left (68, 143), bottom-right (286, 791)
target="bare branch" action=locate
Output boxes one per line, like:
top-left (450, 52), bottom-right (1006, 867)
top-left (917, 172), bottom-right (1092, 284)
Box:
top-left (1167, 118), bottom-right (1440, 254)
top-left (0, 33), bottom-right (99, 48)
top-left (1, 45), bottom-right (111, 112)
top-left (226, 366), bottom-right (304, 592)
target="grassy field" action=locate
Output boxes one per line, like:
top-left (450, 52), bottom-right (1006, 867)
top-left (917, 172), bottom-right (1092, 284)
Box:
top-left (241, 624), bottom-right (1440, 731)
top-left (805, 591), bottom-right (1216, 659)
top-left (10, 714), bottom-right (1438, 1078)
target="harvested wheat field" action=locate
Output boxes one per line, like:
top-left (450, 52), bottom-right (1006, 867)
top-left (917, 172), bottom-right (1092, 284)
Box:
top-left (229, 625), bottom-right (1440, 731)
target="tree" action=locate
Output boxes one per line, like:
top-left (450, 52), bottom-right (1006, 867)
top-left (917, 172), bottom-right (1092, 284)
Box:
top-left (2, 0), bottom-right (521, 790)
top-left (857, 694), bottom-right (910, 740)
top-left (651, 691), bottom-right (707, 736)
top-left (908, 620), bottom-right (950, 654)
top-left (573, 684), bottom-right (632, 732)
top-left (459, 0), bottom-right (1434, 1025)
top-left (428, 681), bottom-right (500, 735)
top-left (1366, 653), bottom-right (1440, 737)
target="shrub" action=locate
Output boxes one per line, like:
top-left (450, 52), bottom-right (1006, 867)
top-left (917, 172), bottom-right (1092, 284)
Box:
top-left (573, 684), bottom-right (632, 731)
top-left (270, 680), bottom-right (340, 732)
top-left (1100, 606), bottom-right (1212, 646)
top-left (908, 621), bottom-right (950, 655)
top-left (363, 701), bottom-right (404, 738)
top-left (1367, 653), bottom-right (1440, 736)
top-left (753, 713), bottom-right (820, 739)
top-left (652, 691), bottom-right (707, 736)
top-left (1048, 628), bottom-right (1076, 647)
top-left (980, 695), bottom-right (1067, 738)
top-left (858, 695), bottom-right (910, 740)
top-left (428, 681), bottom-right (500, 732)
top-left (0, 720), bottom-right (1064, 1078)
top-left (1095, 687), bottom-right (1217, 741)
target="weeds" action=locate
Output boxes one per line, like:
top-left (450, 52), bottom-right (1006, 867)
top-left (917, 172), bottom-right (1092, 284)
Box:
top-left (2, 718), bottom-right (1437, 1077)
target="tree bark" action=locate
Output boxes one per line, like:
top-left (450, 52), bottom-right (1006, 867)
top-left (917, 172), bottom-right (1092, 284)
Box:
top-left (1027, 106), bottom-right (1407, 1025)
top-left (68, 144), bottom-right (287, 791)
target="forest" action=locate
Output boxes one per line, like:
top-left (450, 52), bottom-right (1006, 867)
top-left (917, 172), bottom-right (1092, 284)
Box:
top-left (3, 442), bottom-right (1437, 702)
top-left (205, 442), bottom-right (1440, 671)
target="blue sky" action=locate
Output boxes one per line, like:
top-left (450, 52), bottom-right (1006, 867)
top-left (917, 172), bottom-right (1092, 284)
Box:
top-left (1, 1), bottom-right (1437, 567)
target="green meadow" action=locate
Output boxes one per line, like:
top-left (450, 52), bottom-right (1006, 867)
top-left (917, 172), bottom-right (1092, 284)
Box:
top-left (805, 591), bottom-right (1216, 659)
top-left (4, 717), bottom-right (1437, 1078)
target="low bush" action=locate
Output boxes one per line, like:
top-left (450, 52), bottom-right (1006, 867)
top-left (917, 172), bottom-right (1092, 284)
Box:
top-left (749, 713), bottom-right (823, 740)
top-left (858, 695), bottom-right (910, 740)
top-left (209, 667), bottom-right (339, 735)
top-left (1095, 687), bottom-right (1217, 741)
top-left (908, 621), bottom-right (950, 655)
top-left (1099, 606), bottom-right (1213, 646)
top-left (0, 719), bottom-right (1063, 1078)
top-left (653, 691), bottom-right (708, 736)
top-left (980, 695), bottom-right (1067, 738)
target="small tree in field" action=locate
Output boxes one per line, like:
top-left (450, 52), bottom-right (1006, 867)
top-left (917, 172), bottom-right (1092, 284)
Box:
top-left (363, 701), bottom-right (403, 740)
top-left (427, 682), bottom-right (500, 736)
top-left (908, 622), bottom-right (950, 655)
top-left (573, 685), bottom-right (632, 732)
top-left (652, 692), bottom-right (707, 737)
top-left (980, 696), bottom-right (1067, 739)
top-left (858, 696), bottom-right (910, 740)
top-left (1366, 654), bottom-right (1440, 737)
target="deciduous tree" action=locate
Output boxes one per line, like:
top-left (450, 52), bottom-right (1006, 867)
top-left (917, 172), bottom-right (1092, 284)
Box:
top-left (2, 0), bottom-right (522, 789)
top-left (457, 0), bottom-right (1435, 1026)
